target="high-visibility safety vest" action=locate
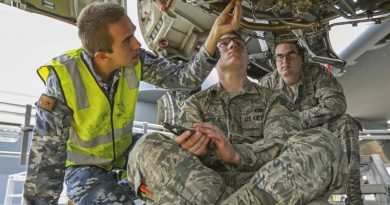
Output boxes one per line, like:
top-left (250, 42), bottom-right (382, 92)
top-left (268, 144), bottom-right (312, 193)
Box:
top-left (37, 48), bottom-right (141, 171)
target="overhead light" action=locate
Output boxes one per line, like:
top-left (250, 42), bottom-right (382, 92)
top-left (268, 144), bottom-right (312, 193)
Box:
top-left (387, 120), bottom-right (390, 124)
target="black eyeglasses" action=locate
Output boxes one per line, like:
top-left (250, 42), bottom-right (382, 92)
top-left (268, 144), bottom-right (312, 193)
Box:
top-left (275, 52), bottom-right (299, 62)
top-left (217, 36), bottom-right (245, 48)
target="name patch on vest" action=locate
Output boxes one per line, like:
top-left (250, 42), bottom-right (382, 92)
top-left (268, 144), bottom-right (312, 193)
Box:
top-left (38, 94), bottom-right (57, 112)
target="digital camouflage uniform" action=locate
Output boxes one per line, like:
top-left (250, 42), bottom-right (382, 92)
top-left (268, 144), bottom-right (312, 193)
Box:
top-left (24, 47), bottom-right (217, 205)
top-left (156, 90), bottom-right (194, 125)
top-left (259, 63), bottom-right (363, 205)
top-left (128, 80), bottom-right (348, 205)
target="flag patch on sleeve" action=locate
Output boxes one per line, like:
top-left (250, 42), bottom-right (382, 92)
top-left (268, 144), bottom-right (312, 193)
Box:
top-left (37, 94), bottom-right (57, 112)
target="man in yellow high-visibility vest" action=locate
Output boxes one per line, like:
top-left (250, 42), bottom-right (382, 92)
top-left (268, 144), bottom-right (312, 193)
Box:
top-left (23, 1), bottom-right (243, 204)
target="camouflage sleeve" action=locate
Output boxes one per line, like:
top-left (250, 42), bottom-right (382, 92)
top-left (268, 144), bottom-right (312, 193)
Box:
top-left (257, 72), bottom-right (274, 88)
top-left (139, 46), bottom-right (217, 90)
top-left (178, 95), bottom-right (220, 167)
top-left (231, 91), bottom-right (302, 171)
top-left (24, 71), bottom-right (72, 204)
top-left (178, 95), bottom-right (202, 129)
top-left (300, 66), bottom-right (347, 128)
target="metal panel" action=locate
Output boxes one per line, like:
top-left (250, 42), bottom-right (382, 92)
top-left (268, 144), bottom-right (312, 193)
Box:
top-left (2, 0), bottom-right (126, 24)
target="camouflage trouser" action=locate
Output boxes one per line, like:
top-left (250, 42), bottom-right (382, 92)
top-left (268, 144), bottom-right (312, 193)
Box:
top-left (65, 166), bottom-right (135, 205)
top-left (127, 127), bottom-right (348, 205)
top-left (327, 114), bottom-right (363, 205)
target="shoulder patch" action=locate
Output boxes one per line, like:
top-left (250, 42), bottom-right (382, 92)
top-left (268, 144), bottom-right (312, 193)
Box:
top-left (37, 94), bottom-right (57, 112)
top-left (278, 96), bottom-right (297, 111)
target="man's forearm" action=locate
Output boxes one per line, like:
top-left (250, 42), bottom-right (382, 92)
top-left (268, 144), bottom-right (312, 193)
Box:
top-left (24, 134), bottom-right (67, 204)
top-left (299, 97), bottom-right (346, 128)
top-left (224, 142), bottom-right (280, 172)
top-left (140, 47), bottom-right (217, 90)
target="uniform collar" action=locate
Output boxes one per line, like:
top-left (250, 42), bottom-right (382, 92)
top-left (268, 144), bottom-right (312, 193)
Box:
top-left (273, 68), bottom-right (304, 90)
top-left (81, 50), bottom-right (121, 85)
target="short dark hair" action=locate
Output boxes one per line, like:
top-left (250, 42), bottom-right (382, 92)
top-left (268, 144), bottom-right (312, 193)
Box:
top-left (77, 2), bottom-right (126, 56)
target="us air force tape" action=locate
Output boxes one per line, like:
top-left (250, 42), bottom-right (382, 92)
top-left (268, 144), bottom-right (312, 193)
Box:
top-left (37, 94), bottom-right (57, 112)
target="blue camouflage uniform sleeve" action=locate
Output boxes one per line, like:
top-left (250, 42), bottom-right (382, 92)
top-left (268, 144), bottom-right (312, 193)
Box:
top-left (139, 46), bottom-right (217, 90)
top-left (299, 65), bottom-right (347, 128)
top-left (231, 91), bottom-right (302, 171)
top-left (23, 70), bottom-right (73, 204)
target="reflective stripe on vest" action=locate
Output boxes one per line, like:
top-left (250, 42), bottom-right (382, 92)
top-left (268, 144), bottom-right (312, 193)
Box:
top-left (53, 54), bottom-right (89, 109)
top-left (37, 48), bottom-right (141, 170)
top-left (67, 150), bottom-right (113, 166)
top-left (68, 121), bottom-right (133, 148)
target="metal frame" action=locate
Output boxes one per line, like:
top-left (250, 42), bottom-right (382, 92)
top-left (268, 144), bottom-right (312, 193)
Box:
top-left (3, 172), bottom-right (26, 205)
top-left (331, 154), bottom-right (390, 205)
